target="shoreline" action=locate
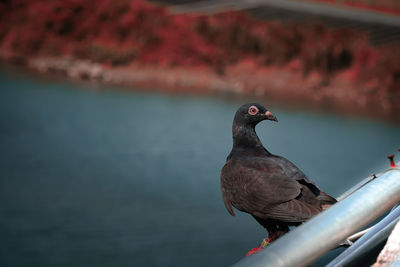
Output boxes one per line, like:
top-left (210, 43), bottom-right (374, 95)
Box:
top-left (2, 56), bottom-right (397, 123)
top-left (1, 0), bottom-right (398, 123)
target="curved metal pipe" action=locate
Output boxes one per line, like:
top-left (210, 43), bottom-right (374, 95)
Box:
top-left (337, 173), bottom-right (376, 201)
top-left (233, 167), bottom-right (400, 267)
top-left (327, 205), bottom-right (400, 267)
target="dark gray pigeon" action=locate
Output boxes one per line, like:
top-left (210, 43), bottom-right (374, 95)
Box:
top-left (220, 103), bottom-right (336, 248)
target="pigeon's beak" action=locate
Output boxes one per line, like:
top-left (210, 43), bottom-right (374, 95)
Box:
top-left (265, 111), bottom-right (278, 122)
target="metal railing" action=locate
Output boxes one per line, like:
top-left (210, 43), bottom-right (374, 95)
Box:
top-left (327, 204), bottom-right (400, 267)
top-left (233, 166), bottom-right (400, 267)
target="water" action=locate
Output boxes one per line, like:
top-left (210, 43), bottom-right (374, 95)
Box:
top-left (0, 67), bottom-right (399, 267)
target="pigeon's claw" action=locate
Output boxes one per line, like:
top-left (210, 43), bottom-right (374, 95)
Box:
top-left (245, 238), bottom-right (270, 256)
top-left (261, 238), bottom-right (270, 248)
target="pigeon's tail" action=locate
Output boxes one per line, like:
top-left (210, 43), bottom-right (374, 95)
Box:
top-left (318, 191), bottom-right (337, 210)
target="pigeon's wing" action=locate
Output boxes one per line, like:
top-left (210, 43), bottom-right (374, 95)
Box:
top-left (269, 155), bottom-right (322, 195)
top-left (221, 158), bottom-right (302, 216)
top-left (253, 198), bottom-right (322, 222)
top-left (270, 155), bottom-right (337, 206)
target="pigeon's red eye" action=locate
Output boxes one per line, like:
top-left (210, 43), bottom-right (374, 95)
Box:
top-left (248, 106), bottom-right (258, 115)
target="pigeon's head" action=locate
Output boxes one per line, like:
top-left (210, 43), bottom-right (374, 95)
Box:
top-left (234, 103), bottom-right (277, 126)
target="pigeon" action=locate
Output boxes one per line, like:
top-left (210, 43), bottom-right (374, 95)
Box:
top-left (220, 103), bottom-right (336, 251)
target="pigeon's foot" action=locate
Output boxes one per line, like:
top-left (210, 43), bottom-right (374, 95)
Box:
top-left (261, 238), bottom-right (270, 248)
top-left (246, 245), bottom-right (262, 256)
top-left (246, 238), bottom-right (270, 256)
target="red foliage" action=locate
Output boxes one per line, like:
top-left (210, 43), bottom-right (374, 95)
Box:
top-left (0, 0), bottom-right (399, 97)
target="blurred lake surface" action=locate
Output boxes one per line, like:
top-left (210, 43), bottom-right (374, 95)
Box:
top-left (0, 67), bottom-right (399, 266)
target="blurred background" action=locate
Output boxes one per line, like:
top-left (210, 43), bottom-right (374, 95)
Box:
top-left (0, 0), bottom-right (399, 266)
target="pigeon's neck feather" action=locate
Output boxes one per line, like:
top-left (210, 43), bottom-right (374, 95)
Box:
top-left (231, 123), bottom-right (270, 156)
